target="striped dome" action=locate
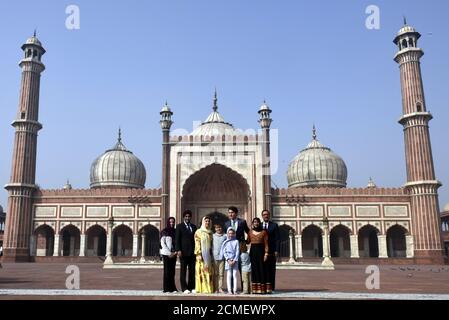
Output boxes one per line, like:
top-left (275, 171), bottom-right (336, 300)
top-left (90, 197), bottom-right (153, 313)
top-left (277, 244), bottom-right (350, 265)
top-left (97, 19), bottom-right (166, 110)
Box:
top-left (287, 128), bottom-right (347, 188)
top-left (90, 131), bottom-right (146, 189)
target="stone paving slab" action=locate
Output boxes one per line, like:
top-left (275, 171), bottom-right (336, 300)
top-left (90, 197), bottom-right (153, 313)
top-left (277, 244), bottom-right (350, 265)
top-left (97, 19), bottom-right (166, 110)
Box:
top-left (1, 289), bottom-right (449, 300)
top-left (1, 263), bottom-right (449, 299)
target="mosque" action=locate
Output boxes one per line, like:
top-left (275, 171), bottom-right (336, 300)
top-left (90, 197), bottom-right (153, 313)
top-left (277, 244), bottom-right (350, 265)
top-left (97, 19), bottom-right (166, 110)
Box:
top-left (2, 23), bottom-right (447, 264)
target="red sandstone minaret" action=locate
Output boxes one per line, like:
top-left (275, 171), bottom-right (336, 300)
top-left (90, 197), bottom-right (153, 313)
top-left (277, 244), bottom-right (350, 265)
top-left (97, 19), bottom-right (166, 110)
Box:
top-left (3, 33), bottom-right (45, 262)
top-left (394, 21), bottom-right (444, 263)
top-left (160, 101), bottom-right (173, 220)
top-left (258, 101), bottom-right (273, 211)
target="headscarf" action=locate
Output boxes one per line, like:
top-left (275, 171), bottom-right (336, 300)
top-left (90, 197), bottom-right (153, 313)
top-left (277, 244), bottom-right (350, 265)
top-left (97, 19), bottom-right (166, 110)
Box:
top-left (199, 216), bottom-right (213, 269)
top-left (219, 227), bottom-right (237, 260)
top-left (160, 217), bottom-right (175, 239)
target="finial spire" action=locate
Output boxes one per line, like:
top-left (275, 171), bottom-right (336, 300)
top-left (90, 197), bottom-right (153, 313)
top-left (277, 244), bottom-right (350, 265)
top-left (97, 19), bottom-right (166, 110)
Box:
top-left (118, 127), bottom-right (122, 143)
top-left (33, 29), bottom-right (37, 37)
top-left (213, 88), bottom-right (218, 112)
top-left (403, 16), bottom-right (407, 25)
top-left (312, 124), bottom-right (317, 140)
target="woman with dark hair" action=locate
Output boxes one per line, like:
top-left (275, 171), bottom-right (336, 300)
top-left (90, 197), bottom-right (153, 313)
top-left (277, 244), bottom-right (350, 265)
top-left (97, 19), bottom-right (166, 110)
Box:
top-left (247, 217), bottom-right (270, 294)
top-left (160, 217), bottom-right (178, 293)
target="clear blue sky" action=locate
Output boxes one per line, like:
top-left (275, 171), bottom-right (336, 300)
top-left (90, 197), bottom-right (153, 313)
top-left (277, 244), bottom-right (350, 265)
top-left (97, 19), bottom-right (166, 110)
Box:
top-left (0, 0), bottom-right (448, 209)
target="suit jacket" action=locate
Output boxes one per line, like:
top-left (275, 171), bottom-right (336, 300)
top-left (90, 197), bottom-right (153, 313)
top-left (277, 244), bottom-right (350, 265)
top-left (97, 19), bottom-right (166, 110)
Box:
top-left (224, 218), bottom-right (249, 242)
top-left (175, 222), bottom-right (197, 257)
top-left (263, 221), bottom-right (280, 254)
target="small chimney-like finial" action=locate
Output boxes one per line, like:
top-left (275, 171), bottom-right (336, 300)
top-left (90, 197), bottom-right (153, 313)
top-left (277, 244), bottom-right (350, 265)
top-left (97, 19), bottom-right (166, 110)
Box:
top-left (33, 29), bottom-right (37, 37)
top-left (403, 16), bottom-right (407, 25)
top-left (213, 88), bottom-right (218, 112)
top-left (312, 124), bottom-right (317, 140)
top-left (118, 127), bottom-right (122, 143)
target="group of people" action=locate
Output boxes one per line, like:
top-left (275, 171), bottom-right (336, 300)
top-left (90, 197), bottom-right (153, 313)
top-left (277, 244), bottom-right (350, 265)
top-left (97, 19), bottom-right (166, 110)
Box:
top-left (159, 207), bottom-right (280, 295)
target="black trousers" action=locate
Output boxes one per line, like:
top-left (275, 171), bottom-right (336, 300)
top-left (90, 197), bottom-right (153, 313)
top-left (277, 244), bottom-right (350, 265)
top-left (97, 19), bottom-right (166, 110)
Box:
top-left (163, 255), bottom-right (177, 292)
top-left (180, 255), bottom-right (195, 291)
top-left (266, 255), bottom-right (277, 290)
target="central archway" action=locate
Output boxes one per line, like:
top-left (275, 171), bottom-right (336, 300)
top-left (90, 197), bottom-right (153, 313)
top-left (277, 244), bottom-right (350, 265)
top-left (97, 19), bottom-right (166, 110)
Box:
top-left (181, 163), bottom-right (251, 225)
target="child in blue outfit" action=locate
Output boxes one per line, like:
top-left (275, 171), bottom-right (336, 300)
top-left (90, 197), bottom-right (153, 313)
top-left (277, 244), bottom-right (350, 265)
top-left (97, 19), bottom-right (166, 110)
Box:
top-left (220, 227), bottom-right (240, 294)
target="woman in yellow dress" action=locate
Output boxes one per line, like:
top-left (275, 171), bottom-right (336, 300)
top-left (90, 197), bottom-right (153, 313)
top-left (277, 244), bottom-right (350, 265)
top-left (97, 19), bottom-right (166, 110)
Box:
top-left (194, 216), bottom-right (214, 293)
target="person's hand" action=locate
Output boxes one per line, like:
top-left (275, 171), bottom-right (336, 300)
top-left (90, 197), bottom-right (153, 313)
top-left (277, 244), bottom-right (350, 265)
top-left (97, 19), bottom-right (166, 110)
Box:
top-left (177, 251), bottom-right (182, 258)
top-left (196, 255), bottom-right (203, 262)
top-left (264, 254), bottom-right (268, 262)
top-left (170, 252), bottom-right (177, 258)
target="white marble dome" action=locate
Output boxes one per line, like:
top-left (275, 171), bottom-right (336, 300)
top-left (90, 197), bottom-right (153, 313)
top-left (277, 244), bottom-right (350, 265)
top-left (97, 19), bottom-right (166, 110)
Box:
top-left (25, 35), bottom-right (42, 47)
top-left (397, 25), bottom-right (417, 36)
top-left (90, 131), bottom-right (146, 189)
top-left (443, 203), bottom-right (449, 213)
top-left (287, 128), bottom-right (347, 188)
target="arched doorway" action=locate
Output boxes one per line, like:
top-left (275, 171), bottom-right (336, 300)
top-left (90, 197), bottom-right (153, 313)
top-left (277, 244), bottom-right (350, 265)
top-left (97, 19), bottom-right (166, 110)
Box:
top-left (35, 225), bottom-right (54, 256)
top-left (301, 225), bottom-right (323, 257)
top-left (182, 164), bottom-right (251, 225)
top-left (279, 224), bottom-right (294, 258)
top-left (330, 225), bottom-right (351, 258)
top-left (387, 225), bottom-right (407, 257)
top-left (86, 225), bottom-right (107, 257)
top-left (358, 225), bottom-right (379, 258)
top-left (140, 225), bottom-right (160, 257)
top-left (113, 225), bottom-right (133, 256)
top-left (60, 225), bottom-right (80, 257)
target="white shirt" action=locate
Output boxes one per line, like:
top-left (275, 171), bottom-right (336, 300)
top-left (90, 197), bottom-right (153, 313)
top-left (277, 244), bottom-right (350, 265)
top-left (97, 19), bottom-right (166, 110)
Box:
top-left (230, 219), bottom-right (239, 231)
top-left (160, 236), bottom-right (174, 256)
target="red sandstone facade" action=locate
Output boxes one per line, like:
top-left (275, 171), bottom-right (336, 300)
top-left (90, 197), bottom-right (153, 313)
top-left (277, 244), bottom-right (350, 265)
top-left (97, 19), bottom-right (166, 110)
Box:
top-left (2, 24), bottom-right (446, 264)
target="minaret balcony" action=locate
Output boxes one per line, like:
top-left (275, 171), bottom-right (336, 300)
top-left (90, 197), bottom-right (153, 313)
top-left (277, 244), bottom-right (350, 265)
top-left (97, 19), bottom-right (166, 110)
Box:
top-left (398, 111), bottom-right (432, 126)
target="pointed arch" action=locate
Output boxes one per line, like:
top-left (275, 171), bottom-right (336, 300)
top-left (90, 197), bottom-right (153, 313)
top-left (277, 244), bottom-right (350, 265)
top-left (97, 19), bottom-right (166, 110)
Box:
top-left (60, 224), bottom-right (81, 256)
top-left (34, 224), bottom-right (55, 256)
top-left (85, 224), bottom-right (107, 257)
top-left (301, 224), bottom-right (323, 258)
top-left (329, 224), bottom-right (351, 257)
top-left (358, 225), bottom-right (379, 258)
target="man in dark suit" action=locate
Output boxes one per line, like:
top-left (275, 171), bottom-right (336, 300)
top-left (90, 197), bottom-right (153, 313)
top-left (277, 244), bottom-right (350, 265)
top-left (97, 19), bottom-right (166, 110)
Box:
top-left (224, 206), bottom-right (249, 242)
top-left (175, 209), bottom-right (197, 293)
top-left (262, 209), bottom-right (280, 293)
top-left (224, 206), bottom-right (249, 291)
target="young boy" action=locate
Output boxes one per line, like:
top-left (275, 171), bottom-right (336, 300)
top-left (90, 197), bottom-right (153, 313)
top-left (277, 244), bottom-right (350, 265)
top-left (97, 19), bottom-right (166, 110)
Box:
top-left (240, 242), bottom-right (251, 294)
top-left (212, 224), bottom-right (227, 293)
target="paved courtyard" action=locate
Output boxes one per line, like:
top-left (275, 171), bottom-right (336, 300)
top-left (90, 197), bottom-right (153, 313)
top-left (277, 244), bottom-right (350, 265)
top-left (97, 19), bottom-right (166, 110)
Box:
top-left (1, 263), bottom-right (449, 300)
